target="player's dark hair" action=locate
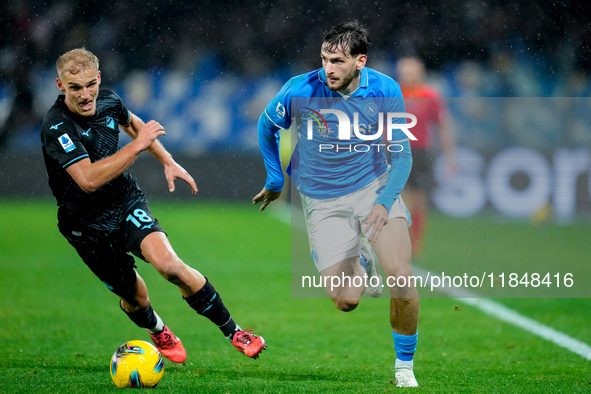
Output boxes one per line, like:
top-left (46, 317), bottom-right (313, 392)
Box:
top-left (322, 20), bottom-right (371, 57)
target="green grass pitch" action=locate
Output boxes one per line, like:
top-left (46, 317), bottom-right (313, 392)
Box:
top-left (1, 199), bottom-right (590, 393)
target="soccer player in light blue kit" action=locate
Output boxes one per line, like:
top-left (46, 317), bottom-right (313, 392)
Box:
top-left (253, 21), bottom-right (420, 387)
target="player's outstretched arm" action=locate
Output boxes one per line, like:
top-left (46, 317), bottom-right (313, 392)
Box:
top-left (122, 112), bottom-right (197, 194)
top-left (254, 112), bottom-right (285, 211)
top-left (66, 119), bottom-right (165, 193)
top-left (365, 138), bottom-right (413, 241)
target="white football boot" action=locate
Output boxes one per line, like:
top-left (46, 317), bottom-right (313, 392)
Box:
top-left (360, 237), bottom-right (383, 298)
top-left (395, 368), bottom-right (419, 387)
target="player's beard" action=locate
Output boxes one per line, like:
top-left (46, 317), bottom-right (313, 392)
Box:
top-left (327, 66), bottom-right (358, 92)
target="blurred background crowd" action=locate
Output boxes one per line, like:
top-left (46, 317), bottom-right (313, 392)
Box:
top-left (1, 0), bottom-right (590, 218)
top-left (1, 0), bottom-right (590, 148)
top-left (3, 1), bottom-right (591, 91)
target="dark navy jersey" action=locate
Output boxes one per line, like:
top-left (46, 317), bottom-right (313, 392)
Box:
top-left (41, 89), bottom-right (146, 232)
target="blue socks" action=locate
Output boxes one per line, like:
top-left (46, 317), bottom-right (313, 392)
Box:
top-left (393, 330), bottom-right (418, 362)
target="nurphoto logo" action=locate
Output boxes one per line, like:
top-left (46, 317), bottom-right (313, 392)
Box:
top-left (294, 97), bottom-right (417, 153)
top-left (304, 109), bottom-right (417, 153)
top-left (306, 110), bottom-right (417, 141)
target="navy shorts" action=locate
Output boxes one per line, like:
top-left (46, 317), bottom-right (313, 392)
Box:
top-left (58, 200), bottom-right (164, 298)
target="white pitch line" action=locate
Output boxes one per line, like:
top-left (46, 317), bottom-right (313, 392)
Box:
top-left (270, 203), bottom-right (591, 361)
top-left (411, 266), bottom-right (591, 361)
top-left (463, 298), bottom-right (591, 361)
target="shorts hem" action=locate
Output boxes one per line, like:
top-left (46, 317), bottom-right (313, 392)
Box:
top-left (316, 250), bottom-right (360, 273)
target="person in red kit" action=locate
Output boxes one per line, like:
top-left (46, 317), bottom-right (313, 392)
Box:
top-left (396, 57), bottom-right (456, 257)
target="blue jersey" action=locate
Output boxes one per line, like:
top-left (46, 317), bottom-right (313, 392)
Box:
top-left (258, 67), bottom-right (412, 212)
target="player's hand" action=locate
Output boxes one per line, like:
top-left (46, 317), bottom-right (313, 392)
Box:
top-left (135, 120), bottom-right (166, 151)
top-left (252, 187), bottom-right (282, 211)
top-left (364, 204), bottom-right (389, 242)
top-left (164, 161), bottom-right (198, 194)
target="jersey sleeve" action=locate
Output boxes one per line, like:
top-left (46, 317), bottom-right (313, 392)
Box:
top-left (41, 117), bottom-right (89, 169)
top-left (374, 86), bottom-right (413, 211)
top-left (262, 79), bottom-right (293, 130)
top-left (257, 79), bottom-right (294, 192)
top-left (105, 90), bottom-right (131, 126)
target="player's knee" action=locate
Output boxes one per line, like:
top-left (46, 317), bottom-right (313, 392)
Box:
top-left (388, 266), bottom-right (413, 282)
top-left (334, 298), bottom-right (360, 312)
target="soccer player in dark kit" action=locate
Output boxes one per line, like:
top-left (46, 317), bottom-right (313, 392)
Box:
top-left (41, 48), bottom-right (266, 362)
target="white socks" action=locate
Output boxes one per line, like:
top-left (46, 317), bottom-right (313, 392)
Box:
top-left (395, 358), bottom-right (414, 371)
top-left (147, 313), bottom-right (165, 334)
top-left (224, 321), bottom-right (242, 341)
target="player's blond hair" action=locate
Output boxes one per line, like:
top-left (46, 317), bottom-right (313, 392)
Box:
top-left (56, 48), bottom-right (99, 80)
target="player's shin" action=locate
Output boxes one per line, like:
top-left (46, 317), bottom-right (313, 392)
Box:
top-left (120, 301), bottom-right (162, 333)
top-left (183, 277), bottom-right (240, 340)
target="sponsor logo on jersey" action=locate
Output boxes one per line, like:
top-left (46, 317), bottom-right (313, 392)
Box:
top-left (58, 133), bottom-right (76, 153)
top-left (276, 102), bottom-right (285, 119)
top-left (50, 122), bottom-right (64, 130)
top-left (82, 128), bottom-right (91, 136)
top-left (106, 116), bottom-right (116, 129)
top-left (303, 107), bottom-right (331, 138)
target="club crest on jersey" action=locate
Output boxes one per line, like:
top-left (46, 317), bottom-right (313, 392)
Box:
top-left (58, 133), bottom-right (75, 153)
top-left (106, 116), bottom-right (116, 130)
top-left (364, 103), bottom-right (378, 117)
